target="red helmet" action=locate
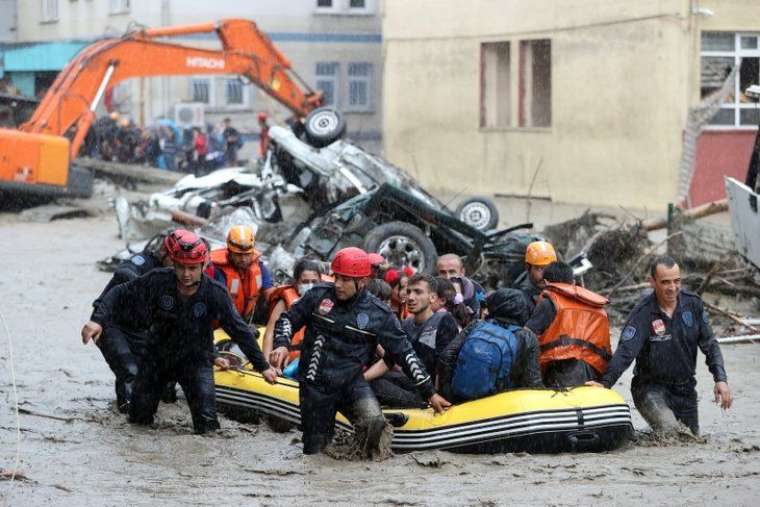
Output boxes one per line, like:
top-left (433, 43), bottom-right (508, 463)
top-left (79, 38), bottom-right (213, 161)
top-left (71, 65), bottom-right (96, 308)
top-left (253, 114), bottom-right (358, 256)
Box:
top-left (257, 112), bottom-right (268, 122)
top-left (331, 247), bottom-right (371, 278)
top-left (367, 253), bottom-right (385, 267)
top-left (163, 229), bottom-right (208, 265)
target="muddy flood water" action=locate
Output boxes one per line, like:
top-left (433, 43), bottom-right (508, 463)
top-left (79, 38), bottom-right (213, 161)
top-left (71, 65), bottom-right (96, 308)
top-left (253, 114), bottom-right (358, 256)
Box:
top-left (1, 212), bottom-right (760, 507)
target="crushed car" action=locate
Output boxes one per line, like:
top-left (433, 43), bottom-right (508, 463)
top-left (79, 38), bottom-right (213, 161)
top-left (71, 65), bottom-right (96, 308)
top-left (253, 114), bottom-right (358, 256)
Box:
top-left (107, 109), bottom-right (541, 287)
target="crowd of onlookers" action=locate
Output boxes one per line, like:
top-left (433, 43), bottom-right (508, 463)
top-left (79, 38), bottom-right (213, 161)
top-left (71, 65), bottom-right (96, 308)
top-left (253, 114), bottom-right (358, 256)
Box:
top-left (82, 112), bottom-right (243, 176)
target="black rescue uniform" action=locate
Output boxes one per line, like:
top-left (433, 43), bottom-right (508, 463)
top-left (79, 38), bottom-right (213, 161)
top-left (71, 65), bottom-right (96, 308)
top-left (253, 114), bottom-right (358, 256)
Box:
top-left (91, 268), bottom-right (270, 434)
top-left (599, 291), bottom-right (728, 435)
top-left (371, 311), bottom-right (459, 409)
top-left (92, 251), bottom-right (163, 410)
top-left (274, 284), bottom-right (436, 455)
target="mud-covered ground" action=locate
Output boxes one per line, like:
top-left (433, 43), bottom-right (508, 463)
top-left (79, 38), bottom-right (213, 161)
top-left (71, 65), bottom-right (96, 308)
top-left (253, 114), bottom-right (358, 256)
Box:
top-left (1, 208), bottom-right (760, 507)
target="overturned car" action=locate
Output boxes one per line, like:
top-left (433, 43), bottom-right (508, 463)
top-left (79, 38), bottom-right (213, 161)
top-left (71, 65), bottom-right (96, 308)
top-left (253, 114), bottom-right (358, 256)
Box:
top-left (111, 111), bottom-right (541, 287)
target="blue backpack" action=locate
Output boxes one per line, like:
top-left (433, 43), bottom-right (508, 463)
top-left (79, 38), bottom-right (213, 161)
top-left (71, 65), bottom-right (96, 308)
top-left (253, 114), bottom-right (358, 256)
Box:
top-left (451, 321), bottom-right (520, 401)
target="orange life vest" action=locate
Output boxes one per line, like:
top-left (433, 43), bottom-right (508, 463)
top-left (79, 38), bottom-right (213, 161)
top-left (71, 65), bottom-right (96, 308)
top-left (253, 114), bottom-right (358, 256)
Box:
top-left (210, 248), bottom-right (263, 319)
top-left (267, 285), bottom-right (304, 361)
top-left (538, 282), bottom-right (612, 375)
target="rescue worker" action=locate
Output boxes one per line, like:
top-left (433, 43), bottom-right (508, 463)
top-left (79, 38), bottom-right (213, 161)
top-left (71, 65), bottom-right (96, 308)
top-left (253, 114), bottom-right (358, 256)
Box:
top-left (89, 232), bottom-right (174, 412)
top-left (587, 256), bottom-right (733, 436)
top-left (436, 254), bottom-right (485, 317)
top-left (208, 225), bottom-right (273, 322)
top-left (261, 258), bottom-right (323, 359)
top-left (269, 247), bottom-right (450, 456)
top-left (525, 261), bottom-right (611, 387)
top-left (512, 241), bottom-right (557, 313)
top-left (438, 288), bottom-right (543, 401)
top-left (367, 274), bottom-right (459, 408)
top-left (81, 229), bottom-right (278, 434)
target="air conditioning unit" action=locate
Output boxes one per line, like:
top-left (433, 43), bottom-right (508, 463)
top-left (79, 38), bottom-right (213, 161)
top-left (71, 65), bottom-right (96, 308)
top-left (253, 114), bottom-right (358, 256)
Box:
top-left (174, 102), bottom-right (205, 129)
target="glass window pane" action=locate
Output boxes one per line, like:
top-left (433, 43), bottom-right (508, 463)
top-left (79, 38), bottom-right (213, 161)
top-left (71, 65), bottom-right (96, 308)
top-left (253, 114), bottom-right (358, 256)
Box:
top-left (316, 80), bottom-right (335, 106)
top-left (740, 108), bottom-right (760, 126)
top-left (707, 108), bottom-right (735, 126)
top-left (192, 80), bottom-right (209, 104)
top-left (741, 36), bottom-right (758, 50)
top-left (316, 62), bottom-right (338, 76)
top-left (739, 57), bottom-right (759, 103)
top-left (350, 0), bottom-right (365, 8)
top-left (701, 32), bottom-right (735, 52)
top-left (700, 56), bottom-right (735, 101)
top-left (317, 0), bottom-right (332, 7)
top-left (349, 81), bottom-right (367, 106)
top-left (226, 79), bottom-right (243, 104)
top-left (348, 63), bottom-right (370, 77)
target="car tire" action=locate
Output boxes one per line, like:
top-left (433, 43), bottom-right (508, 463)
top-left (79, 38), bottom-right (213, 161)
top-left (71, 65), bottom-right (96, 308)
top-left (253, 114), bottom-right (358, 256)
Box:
top-left (363, 221), bottom-right (438, 274)
top-left (456, 196), bottom-right (499, 231)
top-left (303, 107), bottom-right (347, 148)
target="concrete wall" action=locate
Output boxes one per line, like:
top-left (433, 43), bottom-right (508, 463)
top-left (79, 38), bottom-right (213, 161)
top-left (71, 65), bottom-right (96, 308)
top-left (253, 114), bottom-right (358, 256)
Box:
top-left (15, 0), bottom-right (383, 150)
top-left (0, 0), bottom-right (17, 42)
top-left (383, 0), bottom-right (760, 209)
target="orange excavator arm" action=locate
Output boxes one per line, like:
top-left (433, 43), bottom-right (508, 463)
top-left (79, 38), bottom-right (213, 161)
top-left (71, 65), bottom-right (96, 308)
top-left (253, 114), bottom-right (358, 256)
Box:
top-left (0, 19), bottom-right (321, 193)
top-left (23, 19), bottom-right (323, 159)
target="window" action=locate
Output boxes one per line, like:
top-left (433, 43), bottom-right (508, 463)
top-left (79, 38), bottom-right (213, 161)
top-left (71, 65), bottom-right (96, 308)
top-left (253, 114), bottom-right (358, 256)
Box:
top-left (519, 39), bottom-right (551, 128)
top-left (109, 0), bottom-right (130, 14)
top-left (226, 79), bottom-right (244, 105)
top-left (191, 79), bottom-right (210, 104)
top-left (701, 32), bottom-right (760, 127)
top-left (316, 0), bottom-right (372, 14)
top-left (480, 42), bottom-right (510, 128)
top-left (316, 62), bottom-right (340, 107)
top-left (41, 0), bottom-right (59, 22)
top-left (347, 63), bottom-right (372, 111)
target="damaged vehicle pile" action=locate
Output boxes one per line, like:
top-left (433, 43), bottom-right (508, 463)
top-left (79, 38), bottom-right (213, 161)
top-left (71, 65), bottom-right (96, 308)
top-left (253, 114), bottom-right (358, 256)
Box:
top-left (107, 109), bottom-right (541, 287)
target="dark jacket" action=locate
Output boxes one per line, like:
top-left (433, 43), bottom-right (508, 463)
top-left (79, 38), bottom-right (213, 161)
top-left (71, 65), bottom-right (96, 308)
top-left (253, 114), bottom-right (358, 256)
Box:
top-left (93, 252), bottom-right (163, 331)
top-left (402, 311), bottom-right (459, 380)
top-left (512, 270), bottom-right (542, 314)
top-left (274, 284), bottom-right (436, 398)
top-left (600, 291), bottom-right (727, 388)
top-left (91, 268), bottom-right (269, 371)
top-left (438, 318), bottom-right (544, 398)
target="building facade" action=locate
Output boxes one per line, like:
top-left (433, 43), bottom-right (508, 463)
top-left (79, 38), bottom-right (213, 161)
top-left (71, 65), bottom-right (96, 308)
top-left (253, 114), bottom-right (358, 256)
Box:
top-left (382, 0), bottom-right (760, 209)
top-left (9, 0), bottom-right (383, 151)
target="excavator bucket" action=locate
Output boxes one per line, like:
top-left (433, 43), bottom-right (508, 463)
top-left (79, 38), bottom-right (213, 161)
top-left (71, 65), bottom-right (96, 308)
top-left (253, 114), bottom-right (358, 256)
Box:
top-left (0, 129), bottom-right (70, 193)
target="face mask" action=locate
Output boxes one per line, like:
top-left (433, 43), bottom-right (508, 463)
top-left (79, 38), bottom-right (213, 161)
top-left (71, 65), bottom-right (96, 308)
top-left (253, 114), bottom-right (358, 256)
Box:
top-left (297, 283), bottom-right (315, 296)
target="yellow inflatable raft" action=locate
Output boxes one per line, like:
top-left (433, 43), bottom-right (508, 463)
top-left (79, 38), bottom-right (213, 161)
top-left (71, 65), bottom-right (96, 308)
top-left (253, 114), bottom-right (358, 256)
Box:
top-left (214, 334), bottom-right (632, 454)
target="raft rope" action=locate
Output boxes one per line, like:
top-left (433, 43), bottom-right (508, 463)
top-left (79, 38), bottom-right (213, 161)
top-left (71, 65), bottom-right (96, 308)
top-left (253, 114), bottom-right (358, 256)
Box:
top-left (0, 308), bottom-right (21, 489)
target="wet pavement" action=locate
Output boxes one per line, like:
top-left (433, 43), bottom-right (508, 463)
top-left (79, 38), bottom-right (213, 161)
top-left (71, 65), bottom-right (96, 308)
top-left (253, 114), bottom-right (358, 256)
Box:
top-left (1, 211), bottom-right (759, 507)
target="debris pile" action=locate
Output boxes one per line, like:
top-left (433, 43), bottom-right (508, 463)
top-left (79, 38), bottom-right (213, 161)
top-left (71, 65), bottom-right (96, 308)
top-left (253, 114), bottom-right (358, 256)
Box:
top-left (543, 205), bottom-right (760, 328)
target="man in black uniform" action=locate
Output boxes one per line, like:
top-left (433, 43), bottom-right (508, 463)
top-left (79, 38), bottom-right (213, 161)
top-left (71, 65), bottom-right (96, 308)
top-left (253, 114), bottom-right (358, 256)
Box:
top-left (270, 247), bottom-right (450, 456)
top-left (369, 273), bottom-right (459, 408)
top-left (90, 232), bottom-right (173, 412)
top-left (587, 255), bottom-right (733, 436)
top-left (82, 229), bottom-right (278, 434)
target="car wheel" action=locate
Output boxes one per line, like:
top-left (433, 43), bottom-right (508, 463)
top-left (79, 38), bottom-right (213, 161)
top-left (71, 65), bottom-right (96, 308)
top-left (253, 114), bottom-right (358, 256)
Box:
top-left (303, 107), bottom-right (347, 148)
top-left (456, 196), bottom-right (499, 231)
top-left (363, 221), bottom-right (437, 273)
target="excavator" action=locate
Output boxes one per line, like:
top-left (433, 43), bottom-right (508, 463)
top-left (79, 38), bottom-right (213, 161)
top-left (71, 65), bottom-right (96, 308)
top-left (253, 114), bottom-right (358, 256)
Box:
top-left (0, 19), bottom-right (326, 198)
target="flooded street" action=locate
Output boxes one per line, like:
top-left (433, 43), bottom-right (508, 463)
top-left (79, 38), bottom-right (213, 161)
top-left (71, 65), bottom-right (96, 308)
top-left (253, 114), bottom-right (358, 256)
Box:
top-left (1, 212), bottom-right (760, 507)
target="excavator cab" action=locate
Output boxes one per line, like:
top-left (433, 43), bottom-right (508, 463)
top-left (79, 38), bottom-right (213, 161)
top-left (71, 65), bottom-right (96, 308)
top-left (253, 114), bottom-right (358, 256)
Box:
top-left (0, 129), bottom-right (70, 191)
